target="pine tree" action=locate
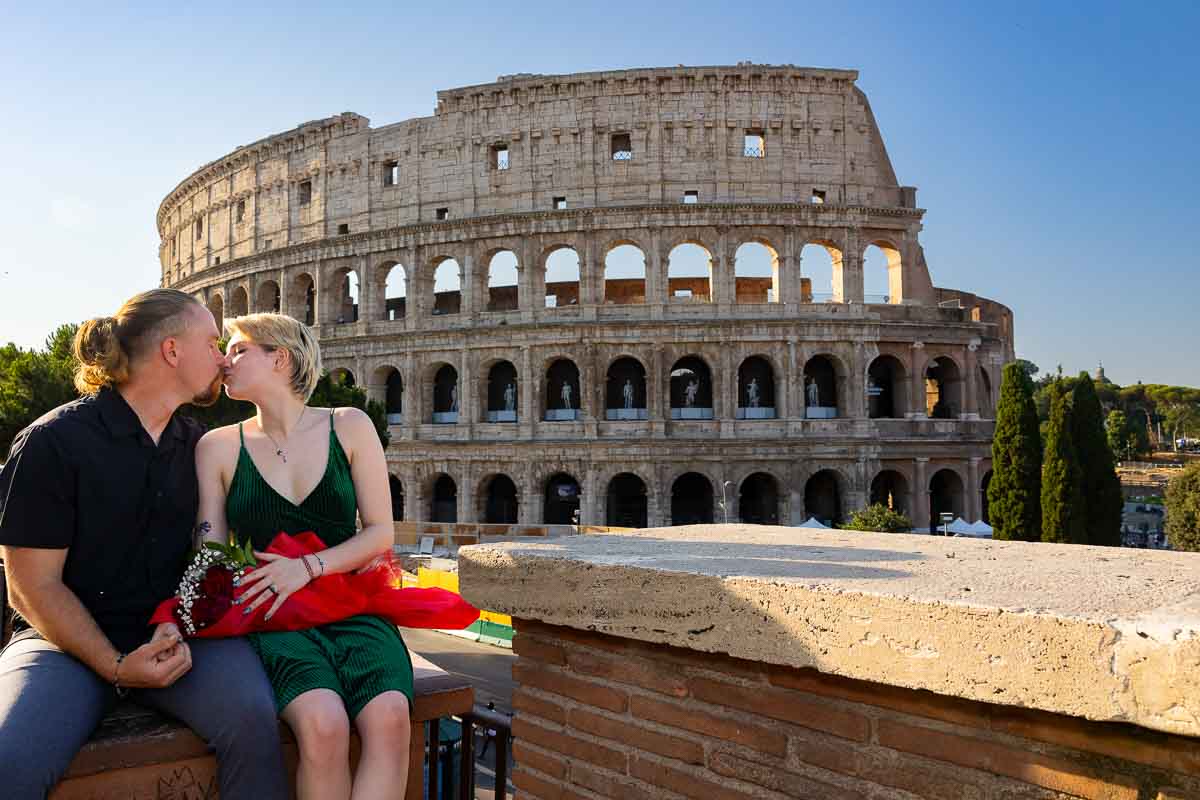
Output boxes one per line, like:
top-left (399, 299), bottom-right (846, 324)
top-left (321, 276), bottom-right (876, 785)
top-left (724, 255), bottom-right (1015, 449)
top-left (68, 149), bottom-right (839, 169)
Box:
top-left (988, 362), bottom-right (1042, 541)
top-left (1041, 383), bottom-right (1087, 544)
top-left (1070, 374), bottom-right (1123, 546)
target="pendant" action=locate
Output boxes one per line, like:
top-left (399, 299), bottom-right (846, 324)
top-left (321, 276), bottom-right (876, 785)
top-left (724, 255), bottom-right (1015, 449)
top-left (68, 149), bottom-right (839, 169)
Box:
top-left (277, 449), bottom-right (287, 463)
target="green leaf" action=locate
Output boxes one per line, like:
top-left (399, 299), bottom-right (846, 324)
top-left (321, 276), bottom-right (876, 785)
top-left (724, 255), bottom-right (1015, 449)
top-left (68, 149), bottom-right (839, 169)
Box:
top-left (242, 538), bottom-right (256, 566)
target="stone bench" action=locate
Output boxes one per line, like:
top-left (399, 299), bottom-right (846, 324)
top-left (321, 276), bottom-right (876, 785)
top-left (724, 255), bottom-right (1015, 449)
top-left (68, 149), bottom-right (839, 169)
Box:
top-left (48, 651), bottom-right (473, 799)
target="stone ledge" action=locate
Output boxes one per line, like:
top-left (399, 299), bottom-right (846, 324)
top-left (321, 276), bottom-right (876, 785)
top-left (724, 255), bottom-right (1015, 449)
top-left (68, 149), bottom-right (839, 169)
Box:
top-left (457, 524), bottom-right (1200, 737)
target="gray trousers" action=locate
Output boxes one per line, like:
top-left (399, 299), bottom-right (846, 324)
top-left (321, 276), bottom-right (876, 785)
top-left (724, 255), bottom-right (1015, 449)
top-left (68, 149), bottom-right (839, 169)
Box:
top-left (0, 629), bottom-right (289, 799)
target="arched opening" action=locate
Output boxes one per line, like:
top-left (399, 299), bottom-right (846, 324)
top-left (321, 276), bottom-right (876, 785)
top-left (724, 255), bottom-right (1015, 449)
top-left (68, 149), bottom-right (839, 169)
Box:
top-left (389, 475), bottom-right (404, 521)
top-left (207, 293), bottom-right (224, 331)
top-left (870, 470), bottom-right (909, 515)
top-left (670, 356), bottom-right (713, 419)
top-left (868, 355), bottom-right (907, 419)
top-left (432, 364), bottom-right (459, 423)
top-left (737, 356), bottom-right (776, 419)
top-left (483, 475), bottom-right (519, 525)
top-left (981, 470), bottom-right (993, 524)
top-left (925, 357), bottom-right (963, 419)
top-left (804, 470), bottom-right (842, 526)
top-left (667, 243), bottom-right (712, 303)
top-left (335, 270), bottom-right (359, 323)
top-left (229, 286), bottom-right (249, 318)
top-left (328, 367), bottom-right (355, 387)
top-left (803, 355), bottom-right (840, 418)
top-left (485, 361), bottom-right (518, 423)
top-left (739, 473), bottom-right (780, 525)
top-left (800, 242), bottom-right (838, 303)
top-left (606, 473), bottom-right (648, 528)
top-left (383, 263), bottom-right (407, 320)
top-left (671, 472), bottom-right (713, 525)
top-left (288, 273), bottom-right (316, 325)
top-left (929, 469), bottom-right (965, 534)
top-left (432, 258), bottom-right (462, 316)
top-left (544, 359), bottom-right (581, 421)
top-left (979, 366), bottom-right (994, 418)
top-left (544, 248), bottom-right (580, 308)
top-left (384, 368), bottom-right (403, 424)
top-left (544, 473), bottom-right (581, 525)
top-left (606, 357), bottom-right (647, 420)
top-left (430, 474), bottom-right (457, 523)
top-left (864, 242), bottom-right (902, 304)
top-left (734, 242), bottom-right (779, 304)
top-left (487, 251), bottom-right (519, 312)
top-left (256, 280), bottom-right (280, 313)
top-left (604, 244), bottom-right (646, 305)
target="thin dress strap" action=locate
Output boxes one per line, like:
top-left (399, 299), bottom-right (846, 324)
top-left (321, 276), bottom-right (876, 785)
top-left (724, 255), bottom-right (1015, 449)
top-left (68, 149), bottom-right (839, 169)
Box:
top-left (238, 421), bottom-right (245, 445)
top-left (329, 408), bottom-right (335, 432)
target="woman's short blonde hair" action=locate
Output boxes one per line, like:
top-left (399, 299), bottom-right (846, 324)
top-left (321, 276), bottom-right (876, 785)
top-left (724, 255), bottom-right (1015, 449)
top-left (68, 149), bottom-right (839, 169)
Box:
top-left (224, 313), bottom-right (322, 401)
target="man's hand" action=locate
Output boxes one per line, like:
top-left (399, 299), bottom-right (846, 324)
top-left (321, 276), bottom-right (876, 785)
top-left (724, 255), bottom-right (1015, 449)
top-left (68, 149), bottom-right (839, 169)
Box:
top-left (150, 621), bottom-right (187, 663)
top-left (117, 634), bottom-right (193, 689)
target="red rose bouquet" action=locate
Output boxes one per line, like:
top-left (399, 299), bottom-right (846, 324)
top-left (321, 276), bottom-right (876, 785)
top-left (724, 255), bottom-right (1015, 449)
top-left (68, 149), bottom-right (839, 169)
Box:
top-left (150, 531), bottom-right (479, 637)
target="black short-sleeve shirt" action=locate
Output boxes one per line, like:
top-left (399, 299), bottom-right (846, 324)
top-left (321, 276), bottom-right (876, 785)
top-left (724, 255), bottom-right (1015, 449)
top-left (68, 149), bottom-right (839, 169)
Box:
top-left (0, 387), bottom-right (204, 652)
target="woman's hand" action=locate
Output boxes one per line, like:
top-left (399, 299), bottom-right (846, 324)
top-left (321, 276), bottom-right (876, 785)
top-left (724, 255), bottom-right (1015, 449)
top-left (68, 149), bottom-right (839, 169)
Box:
top-left (235, 552), bottom-right (313, 620)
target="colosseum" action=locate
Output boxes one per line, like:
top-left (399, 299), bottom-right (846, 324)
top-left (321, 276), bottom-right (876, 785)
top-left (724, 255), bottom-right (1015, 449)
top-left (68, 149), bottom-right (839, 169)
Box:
top-left (157, 64), bottom-right (1013, 533)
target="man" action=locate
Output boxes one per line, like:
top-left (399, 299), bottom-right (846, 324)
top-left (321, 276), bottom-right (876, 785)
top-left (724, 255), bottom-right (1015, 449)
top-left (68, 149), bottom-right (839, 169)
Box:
top-left (0, 289), bottom-right (286, 798)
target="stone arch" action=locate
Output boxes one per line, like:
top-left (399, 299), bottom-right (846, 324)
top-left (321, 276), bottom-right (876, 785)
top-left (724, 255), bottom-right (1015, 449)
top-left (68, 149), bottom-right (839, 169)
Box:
top-left (484, 249), bottom-right (520, 312)
top-left (605, 472), bottom-right (649, 528)
top-left (804, 469), bottom-right (844, 526)
top-left (978, 364), bottom-right (995, 419)
top-left (739, 471), bottom-right (782, 525)
top-left (929, 467), bottom-right (966, 533)
top-left (670, 355), bottom-right (714, 419)
top-left (428, 362), bottom-right (459, 423)
top-left (606, 355), bottom-right (648, 419)
top-left (328, 366), bottom-right (355, 387)
top-left (603, 242), bottom-right (647, 305)
top-left (667, 242), bottom-right (713, 303)
top-left (371, 364), bottom-right (403, 423)
top-left (737, 355), bottom-right (777, 419)
top-left (870, 469), bottom-right (910, 515)
top-left (377, 259), bottom-right (408, 321)
top-left (671, 471), bottom-right (714, 525)
top-left (388, 474), bottom-right (404, 521)
top-left (483, 359), bottom-right (519, 422)
top-left (431, 256), bottom-right (462, 316)
top-left (923, 354), bottom-right (964, 419)
top-left (863, 239), bottom-right (903, 304)
top-left (800, 239), bottom-right (843, 303)
top-left (544, 358), bottom-right (581, 421)
top-left (429, 473), bottom-right (458, 523)
top-left (543, 472), bottom-right (582, 525)
top-left (868, 354), bottom-right (908, 419)
top-left (734, 240), bottom-right (780, 304)
top-left (255, 279), bottom-right (281, 313)
top-left (326, 263), bottom-right (360, 324)
top-left (207, 291), bottom-right (224, 330)
top-left (479, 473), bottom-right (520, 525)
top-left (228, 285), bottom-right (249, 318)
top-left (803, 353), bottom-right (847, 417)
top-left (288, 272), bottom-right (316, 326)
top-left (541, 245), bottom-right (581, 308)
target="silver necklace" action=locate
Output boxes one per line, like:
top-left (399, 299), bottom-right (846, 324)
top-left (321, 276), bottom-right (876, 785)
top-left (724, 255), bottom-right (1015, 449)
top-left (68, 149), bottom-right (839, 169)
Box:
top-left (260, 406), bottom-right (306, 463)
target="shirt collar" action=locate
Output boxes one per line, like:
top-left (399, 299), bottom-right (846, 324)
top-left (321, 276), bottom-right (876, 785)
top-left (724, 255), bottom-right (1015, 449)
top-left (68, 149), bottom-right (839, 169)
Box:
top-left (96, 387), bottom-right (190, 444)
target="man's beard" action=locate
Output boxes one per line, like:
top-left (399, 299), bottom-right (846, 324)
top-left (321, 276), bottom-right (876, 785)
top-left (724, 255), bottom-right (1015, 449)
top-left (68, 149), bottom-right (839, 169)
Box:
top-left (191, 372), bottom-right (223, 407)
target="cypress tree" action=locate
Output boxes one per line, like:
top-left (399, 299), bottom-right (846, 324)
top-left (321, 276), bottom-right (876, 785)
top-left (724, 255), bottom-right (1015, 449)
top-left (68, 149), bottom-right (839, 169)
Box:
top-left (1070, 373), bottom-right (1123, 546)
top-left (988, 362), bottom-right (1042, 541)
top-left (1041, 383), bottom-right (1087, 544)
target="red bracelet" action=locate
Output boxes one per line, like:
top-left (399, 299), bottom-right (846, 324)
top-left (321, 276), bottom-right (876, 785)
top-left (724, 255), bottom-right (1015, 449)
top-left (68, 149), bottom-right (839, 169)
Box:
top-left (301, 555), bottom-right (316, 580)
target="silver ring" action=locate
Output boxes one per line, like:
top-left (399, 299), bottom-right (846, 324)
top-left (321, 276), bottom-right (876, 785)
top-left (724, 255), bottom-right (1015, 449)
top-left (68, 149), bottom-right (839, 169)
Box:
top-left (268, 585), bottom-right (279, 596)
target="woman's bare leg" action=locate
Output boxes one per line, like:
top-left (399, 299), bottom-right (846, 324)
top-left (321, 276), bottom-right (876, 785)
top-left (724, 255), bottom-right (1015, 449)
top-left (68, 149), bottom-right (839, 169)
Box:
top-left (281, 688), bottom-right (353, 800)
top-left (351, 691), bottom-right (411, 800)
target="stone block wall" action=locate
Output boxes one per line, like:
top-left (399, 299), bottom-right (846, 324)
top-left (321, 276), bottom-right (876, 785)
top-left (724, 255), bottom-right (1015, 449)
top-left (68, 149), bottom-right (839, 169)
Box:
top-left (510, 620), bottom-right (1200, 800)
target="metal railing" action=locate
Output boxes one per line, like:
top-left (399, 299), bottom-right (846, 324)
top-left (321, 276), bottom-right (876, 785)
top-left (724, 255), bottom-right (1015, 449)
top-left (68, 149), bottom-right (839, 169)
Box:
top-left (428, 703), bottom-right (512, 799)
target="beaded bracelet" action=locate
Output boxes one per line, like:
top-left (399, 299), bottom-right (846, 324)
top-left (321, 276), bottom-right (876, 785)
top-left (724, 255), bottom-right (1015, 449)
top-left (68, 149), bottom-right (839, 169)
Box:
top-left (300, 554), bottom-right (316, 580)
top-left (113, 652), bottom-right (129, 698)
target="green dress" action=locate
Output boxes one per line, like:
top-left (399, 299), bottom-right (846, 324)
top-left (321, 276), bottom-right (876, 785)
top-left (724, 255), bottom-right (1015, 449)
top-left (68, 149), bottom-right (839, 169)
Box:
top-left (226, 411), bottom-right (414, 718)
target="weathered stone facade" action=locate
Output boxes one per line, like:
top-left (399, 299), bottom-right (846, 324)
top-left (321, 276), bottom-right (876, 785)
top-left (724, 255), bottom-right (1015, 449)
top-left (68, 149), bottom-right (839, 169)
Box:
top-left (157, 64), bottom-right (1013, 530)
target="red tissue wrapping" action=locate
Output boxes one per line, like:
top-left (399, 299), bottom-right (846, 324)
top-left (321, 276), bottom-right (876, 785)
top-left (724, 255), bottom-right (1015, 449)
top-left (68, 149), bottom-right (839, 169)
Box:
top-left (149, 531), bottom-right (480, 637)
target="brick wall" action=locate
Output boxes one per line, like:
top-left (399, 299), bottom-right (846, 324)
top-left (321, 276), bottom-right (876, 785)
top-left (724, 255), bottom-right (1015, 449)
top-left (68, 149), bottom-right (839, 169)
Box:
top-left (509, 620), bottom-right (1200, 800)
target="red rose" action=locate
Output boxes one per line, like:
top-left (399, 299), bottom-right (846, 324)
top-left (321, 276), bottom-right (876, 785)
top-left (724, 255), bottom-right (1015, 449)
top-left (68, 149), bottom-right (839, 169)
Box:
top-left (199, 565), bottom-right (234, 599)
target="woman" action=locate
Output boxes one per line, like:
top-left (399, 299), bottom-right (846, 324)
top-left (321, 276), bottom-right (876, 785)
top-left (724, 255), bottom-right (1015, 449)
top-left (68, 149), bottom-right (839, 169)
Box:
top-left (194, 312), bottom-right (410, 799)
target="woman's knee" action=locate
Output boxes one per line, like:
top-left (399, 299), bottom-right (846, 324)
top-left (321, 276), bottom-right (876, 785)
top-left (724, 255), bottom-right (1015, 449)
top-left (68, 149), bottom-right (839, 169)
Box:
top-left (357, 692), bottom-right (411, 749)
top-left (290, 695), bottom-right (351, 763)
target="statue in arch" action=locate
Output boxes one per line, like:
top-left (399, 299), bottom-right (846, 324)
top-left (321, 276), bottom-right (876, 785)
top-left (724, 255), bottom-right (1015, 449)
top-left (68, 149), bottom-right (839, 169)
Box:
top-left (561, 381), bottom-right (573, 410)
top-left (503, 382), bottom-right (516, 411)
top-left (623, 378), bottom-right (634, 409)
top-left (747, 378), bottom-right (760, 408)
top-left (685, 379), bottom-right (700, 408)
top-left (806, 376), bottom-right (820, 407)
top-left (449, 384), bottom-right (458, 412)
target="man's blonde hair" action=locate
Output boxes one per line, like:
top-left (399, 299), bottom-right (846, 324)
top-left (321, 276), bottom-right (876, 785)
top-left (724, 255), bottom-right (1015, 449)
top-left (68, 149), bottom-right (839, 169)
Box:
top-left (225, 313), bottom-right (322, 401)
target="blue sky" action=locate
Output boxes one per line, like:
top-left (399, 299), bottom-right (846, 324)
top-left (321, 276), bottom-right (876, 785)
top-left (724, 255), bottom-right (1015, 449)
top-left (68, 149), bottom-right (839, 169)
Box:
top-left (1, 1), bottom-right (1196, 386)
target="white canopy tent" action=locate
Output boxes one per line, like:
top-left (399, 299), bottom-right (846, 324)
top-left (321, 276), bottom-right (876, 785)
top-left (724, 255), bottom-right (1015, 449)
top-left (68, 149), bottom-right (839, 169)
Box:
top-left (799, 517), bottom-right (830, 529)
